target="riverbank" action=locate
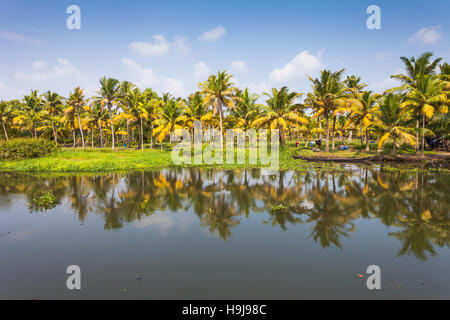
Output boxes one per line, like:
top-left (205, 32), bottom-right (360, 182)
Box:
top-left (0, 144), bottom-right (448, 173)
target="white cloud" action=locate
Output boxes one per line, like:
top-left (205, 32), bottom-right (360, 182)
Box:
top-left (32, 60), bottom-right (47, 70)
top-left (370, 77), bottom-right (400, 93)
top-left (14, 59), bottom-right (78, 82)
top-left (198, 26), bottom-right (226, 42)
top-left (128, 35), bottom-right (190, 57)
top-left (408, 25), bottom-right (442, 45)
top-left (122, 57), bottom-right (186, 96)
top-left (230, 60), bottom-right (248, 74)
top-left (0, 30), bottom-right (43, 44)
top-left (269, 50), bottom-right (323, 83)
top-left (194, 61), bottom-right (211, 80)
top-left (128, 35), bottom-right (170, 56)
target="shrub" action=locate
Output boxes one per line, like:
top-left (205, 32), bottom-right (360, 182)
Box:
top-left (0, 139), bottom-right (60, 160)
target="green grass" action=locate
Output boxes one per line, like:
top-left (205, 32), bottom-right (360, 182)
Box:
top-left (0, 142), bottom-right (446, 173)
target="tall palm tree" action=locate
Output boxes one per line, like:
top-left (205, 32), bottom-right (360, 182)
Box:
top-left (68, 87), bottom-right (86, 148)
top-left (251, 87), bottom-right (307, 145)
top-left (84, 100), bottom-right (106, 147)
top-left (42, 91), bottom-right (63, 143)
top-left (229, 88), bottom-right (261, 133)
top-left (199, 71), bottom-right (240, 146)
top-left (13, 90), bottom-right (45, 139)
top-left (119, 81), bottom-right (135, 147)
top-left (126, 88), bottom-right (148, 150)
top-left (98, 77), bottom-right (120, 149)
top-left (390, 52), bottom-right (443, 151)
top-left (401, 75), bottom-right (447, 156)
top-left (0, 100), bottom-right (11, 140)
top-left (308, 69), bottom-right (355, 152)
top-left (153, 98), bottom-right (185, 145)
top-left (375, 94), bottom-right (415, 155)
top-left (346, 91), bottom-right (379, 151)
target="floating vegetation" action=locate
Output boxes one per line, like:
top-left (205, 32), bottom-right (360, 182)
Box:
top-left (28, 192), bottom-right (58, 212)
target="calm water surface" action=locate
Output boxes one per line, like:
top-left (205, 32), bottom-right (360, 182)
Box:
top-left (0, 166), bottom-right (449, 299)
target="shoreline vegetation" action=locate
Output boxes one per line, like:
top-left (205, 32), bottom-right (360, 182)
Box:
top-left (0, 52), bottom-right (448, 173)
top-left (0, 143), bottom-right (448, 174)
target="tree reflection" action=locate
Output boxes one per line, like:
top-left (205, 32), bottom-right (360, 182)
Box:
top-left (0, 166), bottom-right (448, 260)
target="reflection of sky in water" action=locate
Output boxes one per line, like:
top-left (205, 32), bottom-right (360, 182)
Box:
top-left (0, 167), bottom-right (449, 299)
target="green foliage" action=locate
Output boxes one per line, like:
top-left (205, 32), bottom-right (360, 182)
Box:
top-left (0, 138), bottom-right (59, 160)
top-left (28, 191), bottom-right (57, 212)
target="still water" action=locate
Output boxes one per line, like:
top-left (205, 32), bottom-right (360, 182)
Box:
top-left (0, 166), bottom-right (449, 299)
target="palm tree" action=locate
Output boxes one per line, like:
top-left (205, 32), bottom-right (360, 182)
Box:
top-left (68, 87), bottom-right (86, 148)
top-left (126, 88), bottom-right (148, 150)
top-left (345, 75), bottom-right (367, 98)
top-left (199, 71), bottom-right (240, 146)
top-left (42, 91), bottom-right (63, 143)
top-left (84, 101), bottom-right (106, 147)
top-left (229, 88), bottom-right (261, 133)
top-left (251, 87), bottom-right (307, 145)
top-left (308, 69), bottom-right (355, 152)
top-left (375, 94), bottom-right (415, 155)
top-left (401, 75), bottom-right (447, 156)
top-left (119, 81), bottom-right (135, 147)
top-left (98, 77), bottom-right (120, 149)
top-left (13, 90), bottom-right (45, 139)
top-left (0, 100), bottom-right (11, 140)
top-left (346, 91), bottom-right (379, 151)
top-left (390, 52), bottom-right (443, 151)
top-left (153, 98), bottom-right (185, 146)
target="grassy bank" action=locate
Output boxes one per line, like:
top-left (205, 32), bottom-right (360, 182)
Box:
top-left (0, 142), bottom-right (447, 173)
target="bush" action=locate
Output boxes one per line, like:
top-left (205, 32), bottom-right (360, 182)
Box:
top-left (0, 139), bottom-right (60, 160)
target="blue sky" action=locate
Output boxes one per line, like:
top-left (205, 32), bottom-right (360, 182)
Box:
top-left (0, 0), bottom-right (448, 100)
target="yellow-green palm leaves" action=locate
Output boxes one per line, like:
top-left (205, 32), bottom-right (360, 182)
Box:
top-left (153, 98), bottom-right (185, 143)
top-left (251, 87), bottom-right (307, 145)
top-left (375, 94), bottom-right (415, 154)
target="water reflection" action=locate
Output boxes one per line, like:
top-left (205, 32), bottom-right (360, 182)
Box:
top-left (0, 166), bottom-right (448, 260)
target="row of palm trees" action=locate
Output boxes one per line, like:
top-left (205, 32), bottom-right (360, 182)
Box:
top-left (0, 52), bottom-right (448, 155)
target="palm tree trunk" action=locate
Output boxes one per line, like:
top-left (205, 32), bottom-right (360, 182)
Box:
top-left (150, 122), bottom-right (153, 148)
top-left (91, 127), bottom-right (94, 148)
top-left (421, 113), bottom-right (425, 157)
top-left (415, 119), bottom-right (419, 152)
top-left (331, 116), bottom-right (336, 150)
top-left (51, 121), bottom-right (57, 143)
top-left (325, 111), bottom-right (329, 152)
top-left (365, 128), bottom-right (370, 151)
top-left (219, 105), bottom-right (224, 148)
top-left (99, 121), bottom-right (104, 148)
top-left (2, 122), bottom-right (8, 140)
top-left (127, 119), bottom-right (131, 148)
top-left (76, 109), bottom-right (85, 148)
top-left (139, 116), bottom-right (144, 150)
top-left (72, 130), bottom-right (76, 147)
top-left (348, 130), bottom-right (352, 143)
top-left (318, 116), bottom-right (322, 139)
top-left (108, 103), bottom-right (115, 149)
top-left (392, 135), bottom-right (397, 155)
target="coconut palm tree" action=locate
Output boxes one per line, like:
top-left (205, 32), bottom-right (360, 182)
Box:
top-left (391, 52), bottom-right (443, 87)
top-left (84, 100), bottom-right (106, 147)
top-left (375, 94), bottom-right (416, 155)
top-left (119, 81), bottom-right (135, 147)
top-left (198, 71), bottom-right (240, 146)
top-left (401, 75), bottom-right (447, 156)
top-left (153, 97), bottom-right (185, 146)
top-left (67, 87), bottom-right (86, 148)
top-left (251, 87), bottom-right (307, 145)
top-left (126, 88), bottom-right (148, 150)
top-left (308, 69), bottom-right (356, 151)
top-left (229, 88), bottom-right (261, 133)
top-left (0, 100), bottom-right (11, 140)
top-left (13, 90), bottom-right (45, 139)
top-left (346, 91), bottom-right (379, 151)
top-left (98, 77), bottom-right (120, 149)
top-left (42, 91), bottom-right (63, 143)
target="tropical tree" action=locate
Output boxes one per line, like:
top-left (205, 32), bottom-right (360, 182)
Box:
top-left (119, 81), bottom-right (135, 147)
top-left (199, 71), bottom-right (240, 146)
top-left (67, 87), bottom-right (86, 148)
top-left (84, 100), bottom-right (106, 147)
top-left (126, 88), bottom-right (148, 150)
top-left (251, 87), bottom-right (307, 145)
top-left (42, 91), bottom-right (63, 143)
top-left (345, 91), bottom-right (379, 150)
top-left (401, 75), bottom-right (447, 156)
top-left (0, 100), bottom-right (11, 140)
top-left (308, 69), bottom-right (356, 151)
top-left (153, 97), bottom-right (185, 146)
top-left (12, 90), bottom-right (45, 139)
top-left (375, 94), bottom-right (416, 155)
top-left (98, 77), bottom-right (120, 149)
top-left (229, 88), bottom-right (261, 133)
